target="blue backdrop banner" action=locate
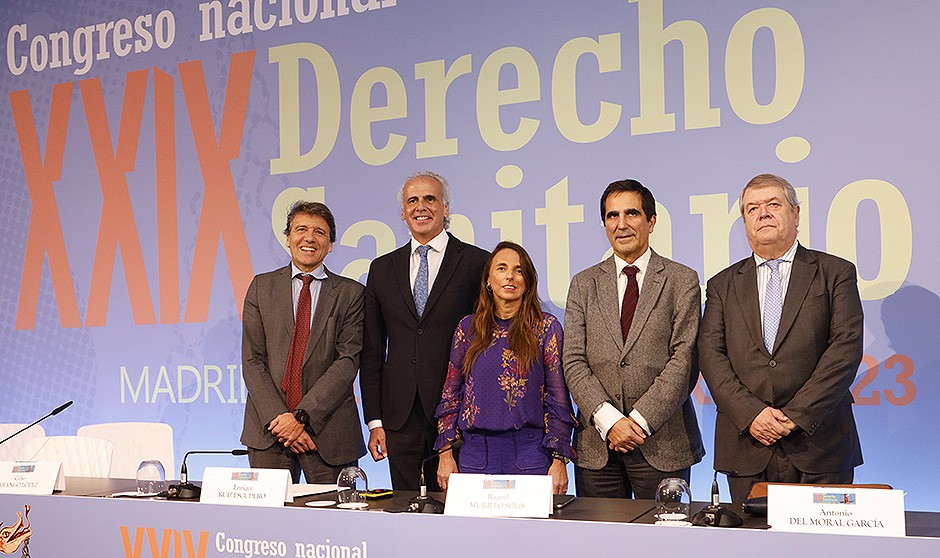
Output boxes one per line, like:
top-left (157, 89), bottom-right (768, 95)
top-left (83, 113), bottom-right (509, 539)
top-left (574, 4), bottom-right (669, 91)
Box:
top-left (1, 1), bottom-right (936, 509)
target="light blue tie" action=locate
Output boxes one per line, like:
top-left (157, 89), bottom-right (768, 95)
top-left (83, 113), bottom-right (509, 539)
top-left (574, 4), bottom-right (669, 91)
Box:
top-left (413, 245), bottom-right (431, 318)
top-left (762, 259), bottom-right (783, 353)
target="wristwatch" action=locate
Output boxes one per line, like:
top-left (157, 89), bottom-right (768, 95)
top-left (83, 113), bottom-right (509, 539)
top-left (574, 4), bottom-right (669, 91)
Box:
top-left (293, 408), bottom-right (309, 427)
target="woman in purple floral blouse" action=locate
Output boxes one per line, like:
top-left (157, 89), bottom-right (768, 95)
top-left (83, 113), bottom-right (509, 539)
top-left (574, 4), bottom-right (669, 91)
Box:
top-left (434, 241), bottom-right (577, 494)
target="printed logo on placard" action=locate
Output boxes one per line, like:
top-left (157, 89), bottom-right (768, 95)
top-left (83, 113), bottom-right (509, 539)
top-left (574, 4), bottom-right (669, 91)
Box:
top-left (231, 472), bottom-right (258, 481)
top-left (482, 479), bottom-right (516, 490)
top-left (813, 492), bottom-right (856, 505)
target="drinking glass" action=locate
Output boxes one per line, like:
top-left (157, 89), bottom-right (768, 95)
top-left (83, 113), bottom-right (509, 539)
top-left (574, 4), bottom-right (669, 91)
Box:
top-left (136, 460), bottom-right (167, 496)
top-left (336, 466), bottom-right (368, 509)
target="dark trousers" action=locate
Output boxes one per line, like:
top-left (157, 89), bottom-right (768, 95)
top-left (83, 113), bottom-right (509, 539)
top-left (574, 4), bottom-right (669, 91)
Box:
top-left (385, 397), bottom-right (440, 492)
top-left (576, 448), bottom-right (690, 500)
top-left (726, 445), bottom-right (854, 504)
top-left (248, 443), bottom-right (355, 484)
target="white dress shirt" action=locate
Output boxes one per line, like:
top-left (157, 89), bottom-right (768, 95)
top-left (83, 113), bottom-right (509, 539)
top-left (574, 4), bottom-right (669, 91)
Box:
top-left (409, 229), bottom-right (450, 292)
top-left (754, 240), bottom-right (799, 332)
top-left (290, 263), bottom-right (327, 329)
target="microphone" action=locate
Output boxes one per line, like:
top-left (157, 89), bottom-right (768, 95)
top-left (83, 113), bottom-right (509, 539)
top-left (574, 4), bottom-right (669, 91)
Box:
top-left (692, 471), bottom-right (743, 527)
top-left (166, 449), bottom-right (249, 500)
top-left (405, 438), bottom-right (464, 514)
top-left (0, 401), bottom-right (73, 446)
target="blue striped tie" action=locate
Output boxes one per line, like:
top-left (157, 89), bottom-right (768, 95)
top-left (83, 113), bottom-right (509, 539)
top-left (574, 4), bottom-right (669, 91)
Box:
top-left (414, 245), bottom-right (431, 318)
top-left (762, 259), bottom-right (783, 353)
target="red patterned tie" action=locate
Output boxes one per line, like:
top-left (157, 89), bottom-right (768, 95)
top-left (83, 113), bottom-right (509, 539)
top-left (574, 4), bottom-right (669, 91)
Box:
top-left (620, 265), bottom-right (639, 343)
top-left (282, 274), bottom-right (315, 411)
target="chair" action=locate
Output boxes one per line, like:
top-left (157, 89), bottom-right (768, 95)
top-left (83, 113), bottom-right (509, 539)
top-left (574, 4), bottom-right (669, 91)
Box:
top-left (77, 422), bottom-right (175, 478)
top-left (23, 435), bottom-right (113, 477)
top-left (0, 424), bottom-right (46, 462)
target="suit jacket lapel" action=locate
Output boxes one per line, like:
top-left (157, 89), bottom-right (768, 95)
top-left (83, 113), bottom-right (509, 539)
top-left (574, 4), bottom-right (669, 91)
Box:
top-left (305, 269), bottom-right (337, 363)
top-left (623, 251), bottom-right (665, 354)
top-left (594, 257), bottom-right (623, 348)
top-left (276, 266), bottom-right (295, 342)
top-left (422, 233), bottom-right (463, 321)
top-left (732, 257), bottom-right (767, 356)
top-left (391, 243), bottom-right (419, 320)
top-left (774, 245), bottom-right (816, 353)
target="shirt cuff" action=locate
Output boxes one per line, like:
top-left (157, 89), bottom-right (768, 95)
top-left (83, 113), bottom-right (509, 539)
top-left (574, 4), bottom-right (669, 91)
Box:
top-left (367, 420), bottom-right (383, 430)
top-left (628, 408), bottom-right (652, 436)
top-left (592, 403), bottom-right (625, 441)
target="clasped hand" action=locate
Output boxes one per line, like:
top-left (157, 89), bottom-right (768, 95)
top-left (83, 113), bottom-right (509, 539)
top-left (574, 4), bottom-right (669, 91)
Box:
top-left (607, 416), bottom-right (646, 453)
top-left (748, 407), bottom-right (797, 446)
top-left (268, 412), bottom-right (316, 454)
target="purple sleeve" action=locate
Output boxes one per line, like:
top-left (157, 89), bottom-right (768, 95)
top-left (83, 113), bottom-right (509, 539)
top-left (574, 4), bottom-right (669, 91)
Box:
top-left (434, 317), bottom-right (471, 449)
top-left (540, 316), bottom-right (577, 459)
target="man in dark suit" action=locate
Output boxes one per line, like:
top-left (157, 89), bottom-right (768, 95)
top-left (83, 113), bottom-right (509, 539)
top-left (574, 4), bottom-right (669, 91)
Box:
top-left (360, 171), bottom-right (488, 491)
top-left (564, 179), bottom-right (704, 499)
top-left (698, 174), bottom-right (864, 503)
top-left (241, 201), bottom-right (366, 483)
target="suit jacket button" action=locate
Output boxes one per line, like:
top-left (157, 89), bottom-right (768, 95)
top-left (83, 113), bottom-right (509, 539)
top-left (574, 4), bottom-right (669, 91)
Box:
top-left (620, 360), bottom-right (626, 367)
top-left (411, 358), bottom-right (416, 363)
top-left (769, 360), bottom-right (777, 367)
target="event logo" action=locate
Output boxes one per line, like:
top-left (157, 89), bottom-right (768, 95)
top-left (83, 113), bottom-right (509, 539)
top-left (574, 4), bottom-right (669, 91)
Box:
top-left (482, 479), bottom-right (515, 490)
top-left (0, 505), bottom-right (31, 556)
top-left (814, 493), bottom-right (856, 505)
top-left (120, 526), bottom-right (208, 558)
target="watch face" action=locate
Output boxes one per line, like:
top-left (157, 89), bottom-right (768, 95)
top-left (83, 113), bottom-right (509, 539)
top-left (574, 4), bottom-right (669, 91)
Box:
top-left (294, 409), bottom-right (309, 424)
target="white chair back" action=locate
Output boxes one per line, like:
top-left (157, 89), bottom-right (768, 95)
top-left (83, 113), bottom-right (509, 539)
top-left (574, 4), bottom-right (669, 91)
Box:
top-left (77, 422), bottom-right (175, 478)
top-left (0, 424), bottom-right (46, 462)
top-left (23, 435), bottom-right (113, 477)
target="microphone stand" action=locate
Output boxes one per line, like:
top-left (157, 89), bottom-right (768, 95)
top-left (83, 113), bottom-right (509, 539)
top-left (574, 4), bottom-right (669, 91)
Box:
top-left (0, 401), bottom-right (73, 446)
top-left (166, 449), bottom-right (249, 500)
top-left (692, 471), bottom-right (743, 527)
top-left (406, 439), bottom-right (464, 514)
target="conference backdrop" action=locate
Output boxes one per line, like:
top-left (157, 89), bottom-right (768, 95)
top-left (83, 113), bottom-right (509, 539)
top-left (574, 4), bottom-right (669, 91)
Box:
top-left (1, 0), bottom-right (936, 510)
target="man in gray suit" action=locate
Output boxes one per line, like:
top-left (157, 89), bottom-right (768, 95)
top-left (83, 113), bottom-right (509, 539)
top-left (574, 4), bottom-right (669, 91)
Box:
top-left (564, 179), bottom-right (704, 499)
top-left (241, 201), bottom-right (366, 483)
top-left (698, 174), bottom-right (863, 503)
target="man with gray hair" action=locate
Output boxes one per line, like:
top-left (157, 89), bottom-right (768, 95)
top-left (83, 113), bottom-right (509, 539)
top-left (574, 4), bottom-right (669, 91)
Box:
top-left (360, 172), bottom-right (488, 491)
top-left (698, 174), bottom-right (864, 503)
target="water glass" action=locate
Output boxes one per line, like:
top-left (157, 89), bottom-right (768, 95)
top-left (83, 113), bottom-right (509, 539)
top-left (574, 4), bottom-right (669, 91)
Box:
top-left (655, 477), bottom-right (692, 525)
top-left (336, 466), bottom-right (368, 509)
top-left (136, 460), bottom-right (167, 496)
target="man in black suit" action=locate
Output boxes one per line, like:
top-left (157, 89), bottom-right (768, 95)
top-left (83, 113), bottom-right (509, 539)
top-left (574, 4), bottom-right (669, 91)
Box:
top-left (360, 171), bottom-right (488, 490)
top-left (698, 174), bottom-right (864, 503)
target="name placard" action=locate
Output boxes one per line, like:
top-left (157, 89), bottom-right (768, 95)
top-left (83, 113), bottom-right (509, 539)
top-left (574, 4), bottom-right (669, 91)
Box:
top-left (199, 467), bottom-right (291, 507)
top-left (444, 473), bottom-right (552, 518)
top-left (768, 485), bottom-right (905, 537)
top-left (0, 461), bottom-right (64, 494)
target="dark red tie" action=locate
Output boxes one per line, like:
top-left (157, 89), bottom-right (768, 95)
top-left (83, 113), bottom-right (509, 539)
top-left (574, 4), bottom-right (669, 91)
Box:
top-left (620, 266), bottom-right (639, 343)
top-left (282, 274), bottom-right (315, 411)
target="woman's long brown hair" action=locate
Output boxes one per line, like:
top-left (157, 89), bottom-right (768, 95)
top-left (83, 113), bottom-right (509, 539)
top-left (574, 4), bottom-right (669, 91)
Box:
top-left (462, 241), bottom-right (543, 376)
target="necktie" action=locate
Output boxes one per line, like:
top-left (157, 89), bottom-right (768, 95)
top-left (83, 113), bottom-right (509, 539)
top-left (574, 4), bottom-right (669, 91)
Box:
top-left (414, 245), bottom-right (431, 318)
top-left (763, 259), bottom-right (783, 354)
top-left (620, 265), bottom-right (639, 343)
top-left (282, 274), bottom-right (315, 411)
